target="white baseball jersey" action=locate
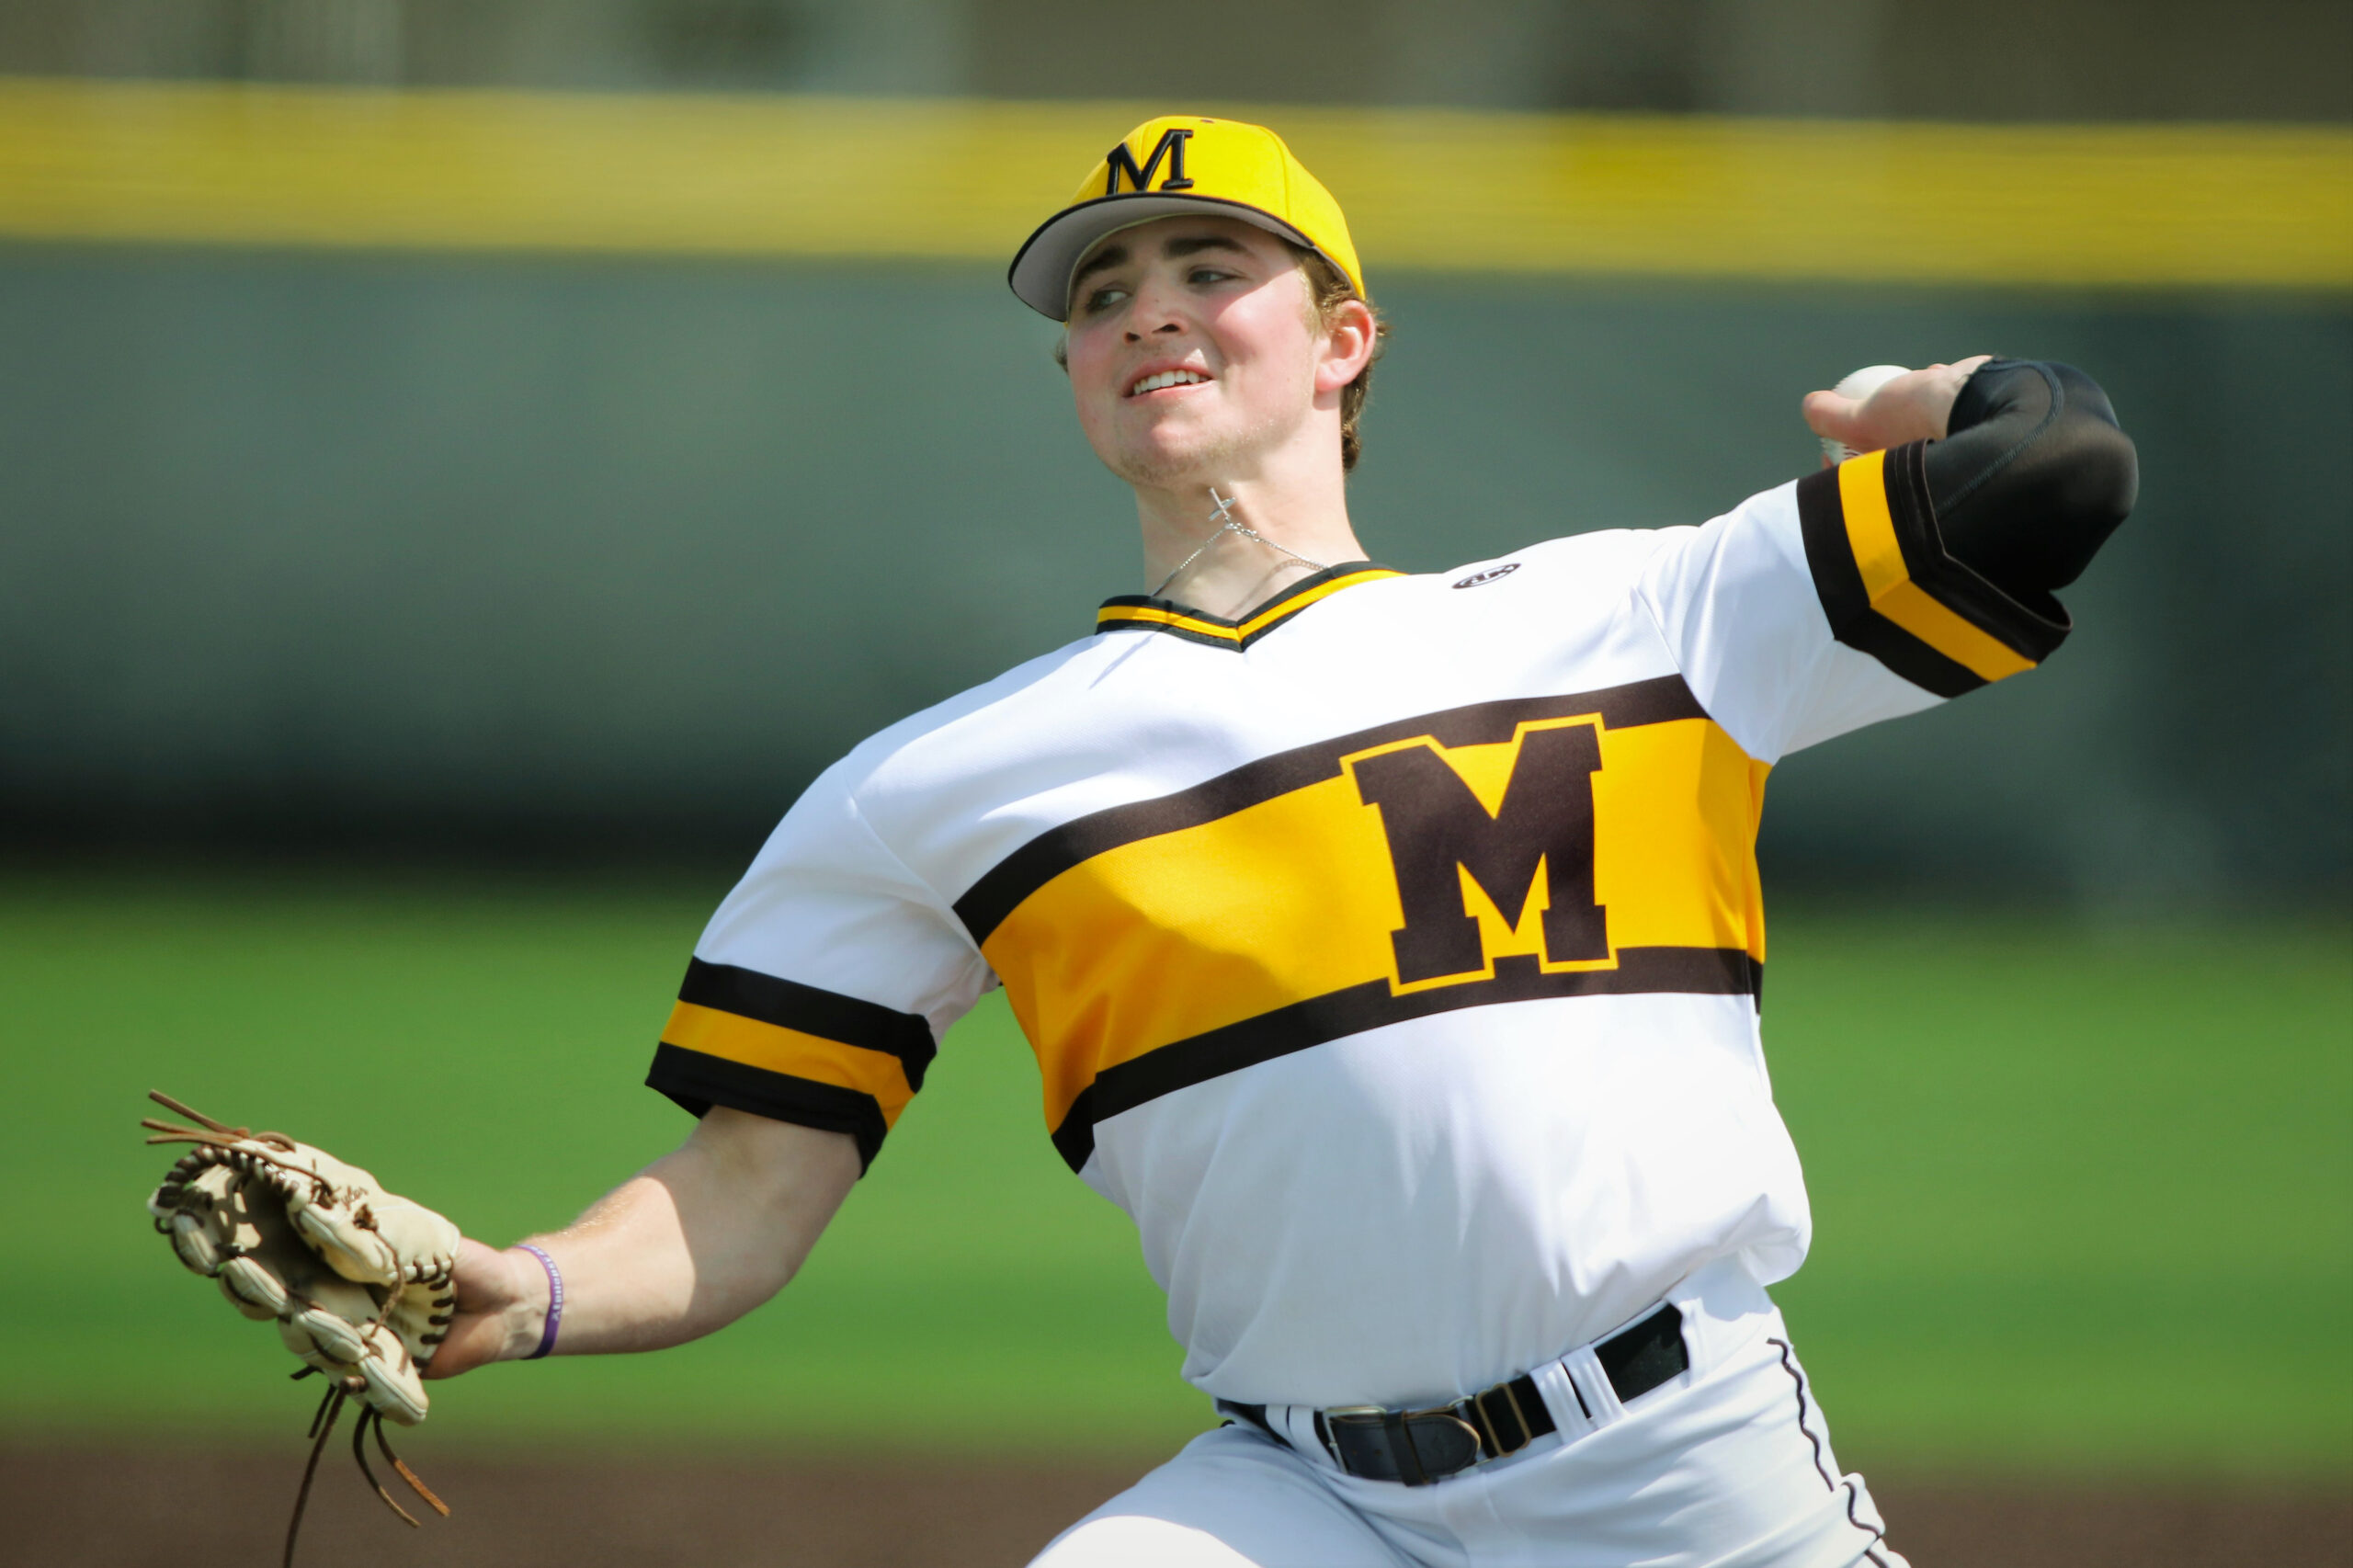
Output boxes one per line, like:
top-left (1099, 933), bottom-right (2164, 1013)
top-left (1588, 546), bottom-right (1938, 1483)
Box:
top-left (648, 447), bottom-right (2065, 1410)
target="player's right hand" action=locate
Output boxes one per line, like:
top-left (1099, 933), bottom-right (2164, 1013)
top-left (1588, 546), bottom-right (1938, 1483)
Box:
top-left (1802, 356), bottom-right (1993, 459)
top-left (420, 1236), bottom-right (549, 1379)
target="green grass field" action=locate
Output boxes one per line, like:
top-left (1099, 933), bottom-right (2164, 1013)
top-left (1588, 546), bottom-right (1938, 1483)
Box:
top-left (6, 872), bottom-right (2346, 1475)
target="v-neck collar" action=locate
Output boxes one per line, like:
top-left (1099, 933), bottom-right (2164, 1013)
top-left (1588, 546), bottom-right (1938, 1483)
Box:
top-left (1094, 562), bottom-right (1401, 652)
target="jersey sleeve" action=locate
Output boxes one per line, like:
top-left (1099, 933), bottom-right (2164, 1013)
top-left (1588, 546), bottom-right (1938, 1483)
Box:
top-left (644, 758), bottom-right (992, 1171)
top-left (1635, 440), bottom-right (2072, 763)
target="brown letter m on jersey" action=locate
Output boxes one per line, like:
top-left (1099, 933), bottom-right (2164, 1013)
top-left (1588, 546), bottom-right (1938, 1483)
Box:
top-left (1350, 724), bottom-right (1609, 986)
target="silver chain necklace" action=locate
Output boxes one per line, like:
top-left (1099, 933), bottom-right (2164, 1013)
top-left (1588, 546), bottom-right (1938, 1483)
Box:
top-left (1150, 487), bottom-right (1332, 601)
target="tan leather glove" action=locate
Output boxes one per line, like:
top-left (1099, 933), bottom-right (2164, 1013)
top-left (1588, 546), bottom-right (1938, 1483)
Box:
top-left (143, 1092), bottom-right (458, 1560)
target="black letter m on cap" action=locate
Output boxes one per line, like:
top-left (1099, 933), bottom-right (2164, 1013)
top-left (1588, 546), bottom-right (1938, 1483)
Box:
top-left (1105, 128), bottom-right (1196, 195)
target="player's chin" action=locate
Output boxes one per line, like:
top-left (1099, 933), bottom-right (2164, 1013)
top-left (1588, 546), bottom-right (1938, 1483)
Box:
top-left (1099, 425), bottom-right (1236, 490)
top-left (1105, 448), bottom-right (1217, 491)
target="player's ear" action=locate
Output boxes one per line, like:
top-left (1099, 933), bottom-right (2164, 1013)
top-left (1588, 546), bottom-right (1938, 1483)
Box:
top-left (1313, 297), bottom-right (1378, 394)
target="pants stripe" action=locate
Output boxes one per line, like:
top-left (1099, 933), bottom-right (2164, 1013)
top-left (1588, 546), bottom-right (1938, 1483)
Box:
top-left (1768, 1335), bottom-right (1893, 1564)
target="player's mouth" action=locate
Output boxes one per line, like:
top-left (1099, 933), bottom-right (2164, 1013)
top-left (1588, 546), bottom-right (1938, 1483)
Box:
top-left (1126, 368), bottom-right (1212, 398)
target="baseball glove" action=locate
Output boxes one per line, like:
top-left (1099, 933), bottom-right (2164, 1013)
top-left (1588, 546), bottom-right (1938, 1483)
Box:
top-left (143, 1091), bottom-right (460, 1565)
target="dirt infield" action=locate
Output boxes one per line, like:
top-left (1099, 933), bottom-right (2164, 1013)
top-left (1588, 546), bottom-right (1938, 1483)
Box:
top-left (12, 1443), bottom-right (2345, 1565)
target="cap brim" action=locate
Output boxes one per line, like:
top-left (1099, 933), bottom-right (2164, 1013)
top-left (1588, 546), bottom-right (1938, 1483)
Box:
top-left (1006, 193), bottom-right (1323, 321)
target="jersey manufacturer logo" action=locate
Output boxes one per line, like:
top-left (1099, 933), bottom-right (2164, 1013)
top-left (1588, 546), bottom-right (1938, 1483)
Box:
top-left (1346, 720), bottom-right (1608, 989)
top-left (1452, 563), bottom-right (1520, 589)
top-left (1105, 128), bottom-right (1197, 195)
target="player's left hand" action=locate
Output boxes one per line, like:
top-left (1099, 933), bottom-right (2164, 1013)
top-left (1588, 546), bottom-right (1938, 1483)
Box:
top-left (142, 1091), bottom-right (462, 1560)
top-left (1803, 356), bottom-right (1993, 463)
top-left (423, 1236), bottom-right (547, 1379)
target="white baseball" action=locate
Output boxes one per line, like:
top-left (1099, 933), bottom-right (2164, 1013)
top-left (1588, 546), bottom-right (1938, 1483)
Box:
top-left (1820, 364), bottom-right (1912, 465)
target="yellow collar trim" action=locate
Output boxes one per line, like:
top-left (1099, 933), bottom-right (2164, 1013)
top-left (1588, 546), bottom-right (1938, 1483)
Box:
top-left (1095, 567), bottom-right (1403, 649)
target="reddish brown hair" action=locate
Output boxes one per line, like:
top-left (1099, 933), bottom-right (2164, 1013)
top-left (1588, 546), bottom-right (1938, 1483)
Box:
top-left (1298, 249), bottom-right (1387, 474)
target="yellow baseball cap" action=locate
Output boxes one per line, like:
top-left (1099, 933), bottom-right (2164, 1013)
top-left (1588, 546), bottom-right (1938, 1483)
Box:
top-left (1007, 115), bottom-right (1365, 322)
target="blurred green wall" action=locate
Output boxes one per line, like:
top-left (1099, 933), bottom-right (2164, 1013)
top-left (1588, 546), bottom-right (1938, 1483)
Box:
top-left (3, 244), bottom-right (2346, 901)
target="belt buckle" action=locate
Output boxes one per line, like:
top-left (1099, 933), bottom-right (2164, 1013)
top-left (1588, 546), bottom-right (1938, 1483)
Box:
top-left (1321, 1403), bottom-right (1383, 1471)
top-left (1324, 1403), bottom-right (1483, 1487)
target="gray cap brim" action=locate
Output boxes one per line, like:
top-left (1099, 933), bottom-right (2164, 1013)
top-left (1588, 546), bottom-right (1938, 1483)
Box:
top-left (1006, 193), bottom-right (1321, 321)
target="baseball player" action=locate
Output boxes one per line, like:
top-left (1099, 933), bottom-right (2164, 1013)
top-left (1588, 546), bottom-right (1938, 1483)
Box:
top-left (426, 117), bottom-right (2137, 1565)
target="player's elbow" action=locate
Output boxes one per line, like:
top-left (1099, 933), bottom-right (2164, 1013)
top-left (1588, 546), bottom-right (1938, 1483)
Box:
top-left (1938, 360), bottom-right (2141, 596)
top-left (2039, 364), bottom-right (2139, 590)
top-left (2054, 363), bottom-right (2139, 509)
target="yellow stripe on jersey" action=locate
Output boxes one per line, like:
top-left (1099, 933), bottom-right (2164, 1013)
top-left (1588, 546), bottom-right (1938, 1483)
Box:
top-left (1794, 442), bottom-right (2069, 699)
top-left (646, 958), bottom-right (938, 1171)
top-left (1836, 450), bottom-right (2037, 684)
top-left (659, 1000), bottom-right (919, 1129)
top-left (976, 691), bottom-right (1767, 1134)
top-left (1097, 569), bottom-right (1404, 650)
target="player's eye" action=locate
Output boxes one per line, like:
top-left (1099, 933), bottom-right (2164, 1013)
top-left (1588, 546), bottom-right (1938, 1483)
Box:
top-left (1187, 266), bottom-right (1234, 285)
top-left (1080, 284), bottom-right (1130, 314)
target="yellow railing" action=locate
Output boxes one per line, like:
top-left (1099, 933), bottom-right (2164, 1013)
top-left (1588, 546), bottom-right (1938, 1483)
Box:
top-left (2, 78), bottom-right (2345, 288)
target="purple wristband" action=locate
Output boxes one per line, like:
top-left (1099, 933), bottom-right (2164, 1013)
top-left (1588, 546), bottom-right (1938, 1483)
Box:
top-left (517, 1244), bottom-right (563, 1360)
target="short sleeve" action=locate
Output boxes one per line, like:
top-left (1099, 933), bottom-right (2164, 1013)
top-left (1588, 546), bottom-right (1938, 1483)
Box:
top-left (1635, 442), bottom-right (2073, 763)
top-left (644, 759), bottom-right (993, 1171)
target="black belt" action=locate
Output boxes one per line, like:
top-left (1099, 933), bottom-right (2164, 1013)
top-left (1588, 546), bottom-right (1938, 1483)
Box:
top-left (1220, 1302), bottom-right (1688, 1487)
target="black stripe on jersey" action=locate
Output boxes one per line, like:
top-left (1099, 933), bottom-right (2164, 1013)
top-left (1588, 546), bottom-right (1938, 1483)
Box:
top-left (1096, 600), bottom-right (1289, 644)
top-left (678, 957), bottom-right (937, 1092)
top-left (646, 1042), bottom-right (891, 1171)
top-left (1047, 946), bottom-right (1761, 1172)
top-left (953, 675), bottom-right (1709, 947)
top-left (1094, 562), bottom-right (1393, 652)
top-left (1797, 443), bottom-right (2069, 698)
top-left (1051, 1085), bottom-right (1101, 1174)
top-left (1799, 475), bottom-right (1984, 699)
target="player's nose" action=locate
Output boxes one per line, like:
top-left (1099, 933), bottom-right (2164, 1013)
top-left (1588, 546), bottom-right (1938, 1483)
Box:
top-left (1121, 278), bottom-right (1189, 341)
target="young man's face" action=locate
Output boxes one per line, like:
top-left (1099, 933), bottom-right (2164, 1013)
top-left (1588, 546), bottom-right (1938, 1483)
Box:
top-left (1061, 216), bottom-right (1329, 490)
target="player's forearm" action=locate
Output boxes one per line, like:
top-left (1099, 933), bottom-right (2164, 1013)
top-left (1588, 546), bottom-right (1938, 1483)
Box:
top-left (507, 1165), bottom-right (722, 1357)
top-left (449, 1110), bottom-right (860, 1368)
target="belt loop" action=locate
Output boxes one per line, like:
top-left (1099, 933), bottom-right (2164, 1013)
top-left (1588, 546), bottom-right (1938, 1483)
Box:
top-left (1562, 1341), bottom-right (1627, 1427)
top-left (1528, 1358), bottom-right (1596, 1441)
top-left (1277, 1403), bottom-right (1325, 1461)
top-left (1219, 1400), bottom-right (1274, 1442)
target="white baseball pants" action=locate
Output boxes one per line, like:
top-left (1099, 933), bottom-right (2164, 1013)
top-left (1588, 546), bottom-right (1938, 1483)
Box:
top-left (1032, 1262), bottom-right (1906, 1568)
